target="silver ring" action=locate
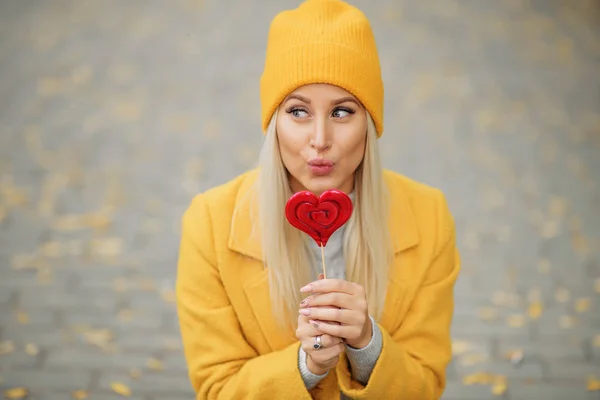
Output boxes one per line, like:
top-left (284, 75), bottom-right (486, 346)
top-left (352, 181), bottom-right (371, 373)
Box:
top-left (313, 335), bottom-right (323, 350)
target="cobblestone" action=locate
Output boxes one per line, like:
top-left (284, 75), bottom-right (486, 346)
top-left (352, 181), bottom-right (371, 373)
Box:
top-left (0, 0), bottom-right (599, 399)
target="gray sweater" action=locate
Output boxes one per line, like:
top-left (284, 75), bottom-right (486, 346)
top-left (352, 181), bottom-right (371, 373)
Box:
top-left (297, 207), bottom-right (384, 395)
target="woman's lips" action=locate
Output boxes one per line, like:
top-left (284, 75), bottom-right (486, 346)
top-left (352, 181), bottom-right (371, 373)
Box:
top-left (307, 159), bottom-right (334, 176)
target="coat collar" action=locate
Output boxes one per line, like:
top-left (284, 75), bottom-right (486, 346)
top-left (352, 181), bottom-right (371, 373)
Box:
top-left (228, 169), bottom-right (419, 260)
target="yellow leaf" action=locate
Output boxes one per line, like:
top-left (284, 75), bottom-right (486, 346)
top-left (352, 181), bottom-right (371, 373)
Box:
top-left (462, 372), bottom-right (494, 385)
top-left (117, 309), bottom-right (135, 322)
top-left (161, 289), bottom-right (176, 303)
top-left (458, 353), bottom-right (487, 366)
top-left (477, 307), bottom-right (498, 321)
top-left (491, 375), bottom-right (508, 395)
top-left (528, 302), bottom-right (543, 319)
top-left (16, 312), bottom-right (29, 324)
top-left (147, 357), bottom-right (164, 370)
top-left (91, 237), bottom-right (123, 257)
top-left (507, 314), bottom-right (526, 327)
top-left (113, 278), bottom-right (128, 292)
top-left (575, 298), bottom-right (591, 313)
top-left (110, 382), bottom-right (132, 396)
top-left (41, 241), bottom-right (63, 258)
top-left (559, 315), bottom-right (576, 329)
top-left (537, 259), bottom-right (551, 274)
top-left (82, 213), bottom-right (112, 231)
top-left (24, 343), bottom-right (39, 356)
top-left (3, 387), bottom-right (28, 399)
top-left (72, 390), bottom-right (89, 399)
top-left (129, 368), bottom-right (142, 379)
top-left (0, 341), bottom-right (15, 355)
top-left (541, 220), bottom-right (559, 238)
top-left (53, 215), bottom-right (85, 231)
top-left (587, 376), bottom-right (600, 391)
top-left (555, 287), bottom-right (570, 303)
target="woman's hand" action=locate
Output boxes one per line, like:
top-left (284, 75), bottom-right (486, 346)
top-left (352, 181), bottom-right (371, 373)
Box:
top-left (299, 279), bottom-right (373, 349)
top-left (296, 312), bottom-right (345, 375)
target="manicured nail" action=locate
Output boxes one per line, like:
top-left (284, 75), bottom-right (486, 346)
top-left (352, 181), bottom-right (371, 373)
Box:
top-left (309, 320), bottom-right (319, 328)
top-left (299, 308), bottom-right (310, 316)
top-left (300, 299), bottom-right (308, 307)
top-left (300, 284), bottom-right (312, 293)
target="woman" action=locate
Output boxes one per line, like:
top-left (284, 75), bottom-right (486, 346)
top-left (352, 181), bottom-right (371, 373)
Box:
top-left (176, 0), bottom-right (460, 399)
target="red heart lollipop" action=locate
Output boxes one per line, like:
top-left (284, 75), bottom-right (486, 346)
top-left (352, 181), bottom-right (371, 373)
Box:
top-left (285, 190), bottom-right (353, 247)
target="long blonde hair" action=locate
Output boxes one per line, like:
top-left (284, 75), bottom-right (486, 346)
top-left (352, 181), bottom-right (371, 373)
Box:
top-left (256, 108), bottom-right (394, 331)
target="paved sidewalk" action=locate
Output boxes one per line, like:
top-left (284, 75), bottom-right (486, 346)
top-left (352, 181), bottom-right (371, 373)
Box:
top-left (0, 1), bottom-right (599, 399)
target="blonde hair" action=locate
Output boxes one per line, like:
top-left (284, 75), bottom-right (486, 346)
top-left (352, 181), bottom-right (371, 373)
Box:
top-left (256, 108), bottom-right (394, 330)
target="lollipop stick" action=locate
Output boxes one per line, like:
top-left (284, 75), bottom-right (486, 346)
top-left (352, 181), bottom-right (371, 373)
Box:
top-left (320, 242), bottom-right (326, 279)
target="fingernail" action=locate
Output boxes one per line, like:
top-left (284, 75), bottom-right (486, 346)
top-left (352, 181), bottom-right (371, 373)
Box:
top-left (300, 284), bottom-right (312, 293)
top-left (298, 308), bottom-right (310, 316)
top-left (309, 320), bottom-right (319, 328)
top-left (300, 299), bottom-right (308, 307)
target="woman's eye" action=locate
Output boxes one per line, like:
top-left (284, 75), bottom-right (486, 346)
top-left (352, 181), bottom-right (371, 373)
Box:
top-left (289, 108), bottom-right (308, 118)
top-left (332, 108), bottom-right (354, 118)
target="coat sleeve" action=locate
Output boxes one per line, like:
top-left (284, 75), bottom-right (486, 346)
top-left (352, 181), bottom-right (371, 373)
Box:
top-left (335, 191), bottom-right (460, 400)
top-left (176, 194), bottom-right (312, 400)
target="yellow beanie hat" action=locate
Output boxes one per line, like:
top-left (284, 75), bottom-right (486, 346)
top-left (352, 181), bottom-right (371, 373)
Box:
top-left (260, 0), bottom-right (384, 137)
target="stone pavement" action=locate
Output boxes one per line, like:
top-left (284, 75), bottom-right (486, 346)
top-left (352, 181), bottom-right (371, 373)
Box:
top-left (0, 0), bottom-right (599, 399)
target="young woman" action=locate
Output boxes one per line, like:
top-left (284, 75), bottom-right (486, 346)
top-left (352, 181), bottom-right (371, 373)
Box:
top-left (176, 1), bottom-right (460, 399)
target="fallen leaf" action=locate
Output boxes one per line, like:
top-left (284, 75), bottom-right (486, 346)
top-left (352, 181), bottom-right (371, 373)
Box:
top-left (72, 390), bottom-right (89, 399)
top-left (0, 341), bottom-right (15, 355)
top-left (117, 309), bottom-right (135, 322)
top-left (161, 289), bottom-right (176, 303)
top-left (528, 301), bottom-right (543, 320)
top-left (541, 220), bottom-right (559, 238)
top-left (91, 237), bottom-right (123, 257)
top-left (537, 259), bottom-right (551, 274)
top-left (3, 387), bottom-right (28, 399)
top-left (113, 278), bottom-right (129, 292)
top-left (71, 65), bottom-right (93, 85)
top-left (575, 298), bottom-right (591, 313)
top-left (147, 357), bottom-right (164, 370)
top-left (478, 307), bottom-right (498, 321)
top-left (555, 287), bottom-right (570, 303)
top-left (138, 278), bottom-right (156, 291)
top-left (491, 375), bottom-right (508, 395)
top-left (82, 213), bottom-right (112, 231)
top-left (458, 353), bottom-right (488, 366)
top-left (24, 343), bottom-right (39, 356)
top-left (549, 197), bottom-right (567, 217)
top-left (16, 312), bottom-right (29, 324)
top-left (41, 241), bottom-right (63, 258)
top-left (164, 338), bottom-right (181, 351)
top-left (559, 315), bottom-right (576, 329)
top-left (110, 382), bottom-right (132, 396)
top-left (129, 368), bottom-right (142, 379)
top-left (53, 215), bottom-right (85, 231)
top-left (462, 372), bottom-right (494, 385)
top-left (587, 376), bottom-right (600, 391)
top-left (507, 314), bottom-right (526, 327)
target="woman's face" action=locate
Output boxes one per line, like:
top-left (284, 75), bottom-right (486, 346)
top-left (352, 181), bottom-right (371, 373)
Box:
top-left (276, 83), bottom-right (367, 196)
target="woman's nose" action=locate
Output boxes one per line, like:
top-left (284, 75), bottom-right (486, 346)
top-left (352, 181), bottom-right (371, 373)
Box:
top-left (309, 119), bottom-right (330, 152)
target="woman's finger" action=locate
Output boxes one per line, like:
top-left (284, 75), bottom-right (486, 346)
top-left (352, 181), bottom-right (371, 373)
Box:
top-left (299, 306), bottom-right (357, 325)
top-left (300, 292), bottom-right (353, 309)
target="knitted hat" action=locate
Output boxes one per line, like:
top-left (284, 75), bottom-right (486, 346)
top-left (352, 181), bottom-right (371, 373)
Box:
top-left (260, 0), bottom-right (384, 137)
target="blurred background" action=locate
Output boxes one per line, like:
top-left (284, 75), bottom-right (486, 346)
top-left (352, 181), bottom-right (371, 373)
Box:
top-left (0, 0), bottom-right (599, 399)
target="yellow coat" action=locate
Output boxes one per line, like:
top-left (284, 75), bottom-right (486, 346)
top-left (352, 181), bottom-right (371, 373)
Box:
top-left (176, 168), bottom-right (460, 399)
